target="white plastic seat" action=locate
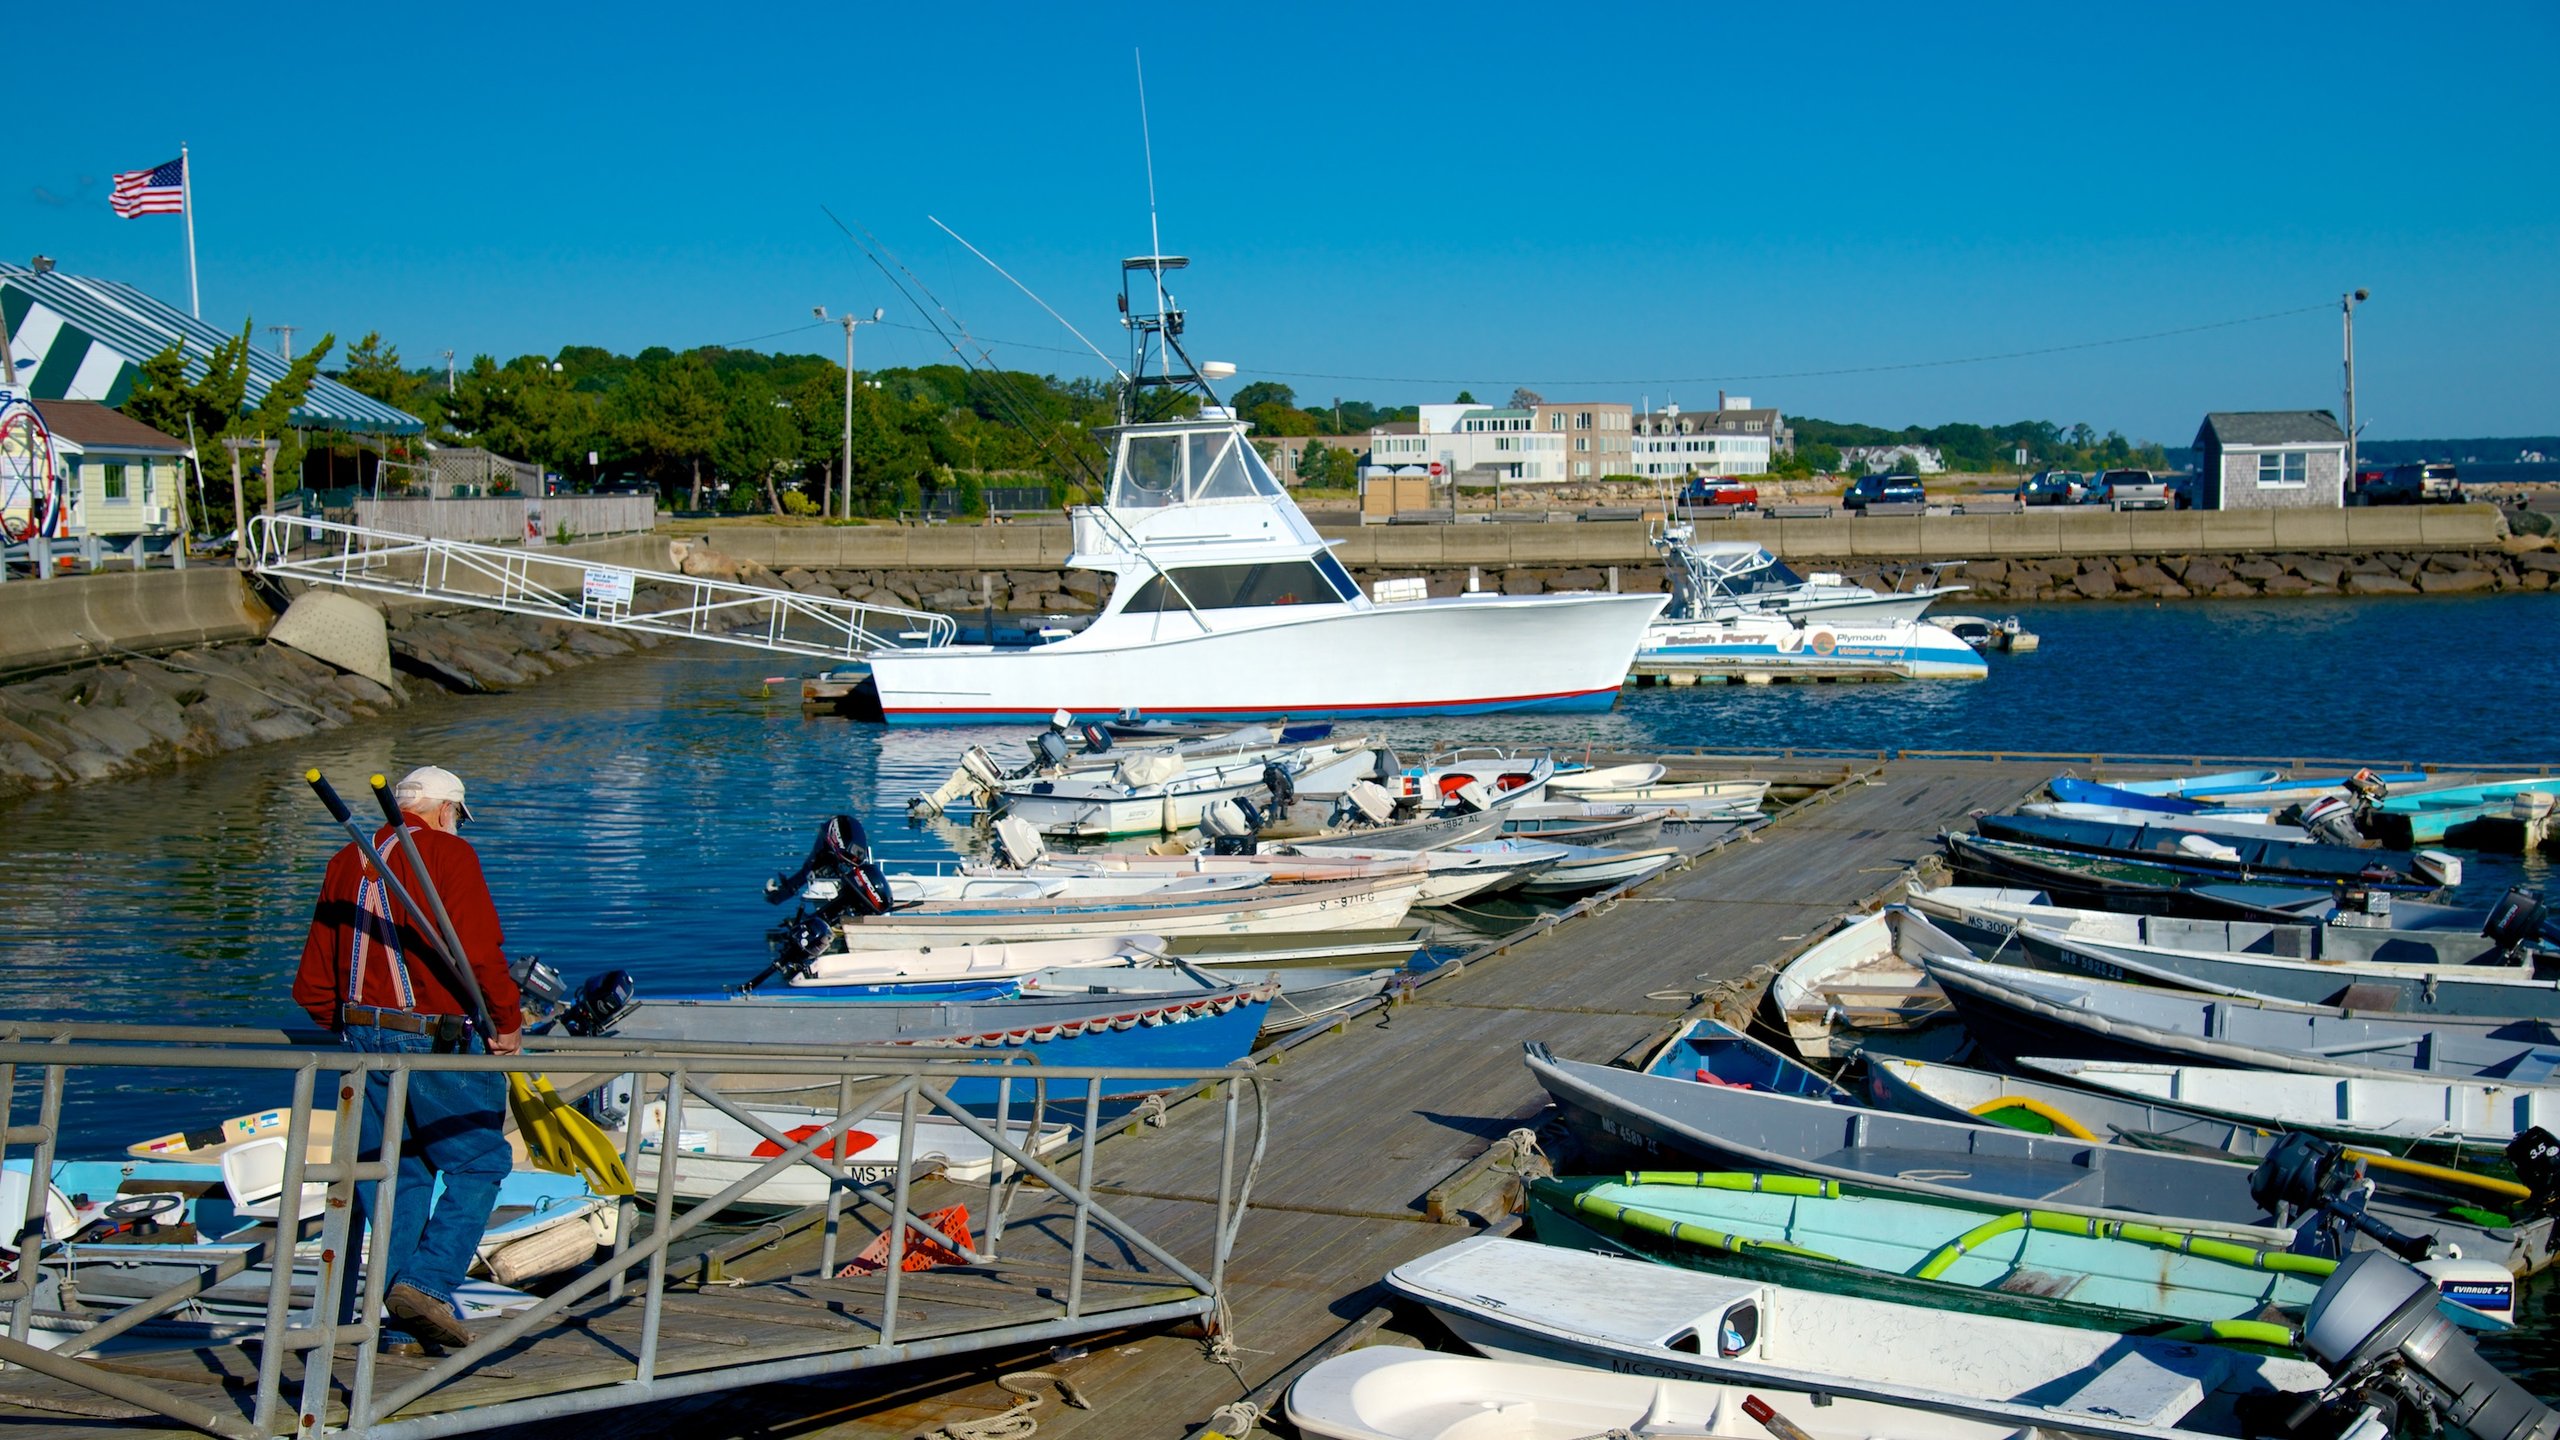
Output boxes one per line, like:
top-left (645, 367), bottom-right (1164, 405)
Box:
top-left (219, 1137), bottom-right (327, 1223)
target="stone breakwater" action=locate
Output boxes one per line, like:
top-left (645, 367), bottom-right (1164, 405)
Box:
top-left (685, 545), bottom-right (2560, 612)
top-left (0, 610), bottom-right (664, 800)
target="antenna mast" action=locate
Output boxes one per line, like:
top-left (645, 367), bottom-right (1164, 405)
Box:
top-left (1136, 50), bottom-right (1169, 326)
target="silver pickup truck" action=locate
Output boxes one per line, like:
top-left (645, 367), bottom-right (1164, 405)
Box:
top-left (2098, 468), bottom-right (2174, 510)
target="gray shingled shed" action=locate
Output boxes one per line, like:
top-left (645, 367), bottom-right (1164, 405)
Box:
top-left (2191, 410), bottom-right (2347, 510)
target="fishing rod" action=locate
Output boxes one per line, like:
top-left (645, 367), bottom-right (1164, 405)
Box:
top-left (303, 769), bottom-right (496, 1044)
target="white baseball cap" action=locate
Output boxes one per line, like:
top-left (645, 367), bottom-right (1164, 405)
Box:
top-left (394, 765), bottom-right (474, 821)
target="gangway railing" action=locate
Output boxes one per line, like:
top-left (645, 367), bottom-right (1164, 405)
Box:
top-left (247, 516), bottom-right (956, 661)
top-left (0, 1021), bottom-right (1263, 1438)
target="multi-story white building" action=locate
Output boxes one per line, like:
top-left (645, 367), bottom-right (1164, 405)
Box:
top-left (1631, 398), bottom-right (1775, 478)
top-left (1361, 405), bottom-right (1566, 485)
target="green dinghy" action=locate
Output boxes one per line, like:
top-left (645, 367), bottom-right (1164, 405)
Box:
top-left (1527, 1171), bottom-right (2504, 1351)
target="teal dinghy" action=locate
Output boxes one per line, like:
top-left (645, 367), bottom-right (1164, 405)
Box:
top-left (1526, 1170), bottom-right (2508, 1346)
top-left (2369, 778), bottom-right (2559, 848)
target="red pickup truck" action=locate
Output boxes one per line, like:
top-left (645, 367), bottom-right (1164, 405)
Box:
top-left (1681, 478), bottom-right (1760, 509)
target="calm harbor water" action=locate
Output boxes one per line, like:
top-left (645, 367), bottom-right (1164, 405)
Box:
top-left (0, 590), bottom-right (2552, 1380)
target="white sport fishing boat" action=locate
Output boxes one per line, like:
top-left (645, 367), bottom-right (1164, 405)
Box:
top-left (1640, 523), bottom-right (1986, 680)
top-left (860, 256), bottom-right (1667, 723)
top-left (1654, 532), bottom-right (1968, 625)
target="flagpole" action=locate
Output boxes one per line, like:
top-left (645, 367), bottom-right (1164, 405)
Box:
top-left (181, 143), bottom-right (199, 318)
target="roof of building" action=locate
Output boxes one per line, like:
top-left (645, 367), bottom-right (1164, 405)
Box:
top-left (1368, 420), bottom-right (1420, 435)
top-left (1460, 408), bottom-right (1532, 419)
top-left (2197, 410), bottom-right (2346, 447)
top-left (1, 264), bottom-right (423, 434)
top-left (29, 399), bottom-right (189, 453)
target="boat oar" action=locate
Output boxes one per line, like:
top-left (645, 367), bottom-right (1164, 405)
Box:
top-left (366, 774), bottom-right (494, 1037)
top-left (2345, 1146), bottom-right (2530, 1204)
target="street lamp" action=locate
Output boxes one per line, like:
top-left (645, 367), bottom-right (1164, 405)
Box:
top-left (815, 305), bottom-right (886, 520)
top-left (2340, 289), bottom-right (2370, 488)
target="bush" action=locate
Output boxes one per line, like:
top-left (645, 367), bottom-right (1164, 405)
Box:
top-left (780, 488), bottom-right (819, 517)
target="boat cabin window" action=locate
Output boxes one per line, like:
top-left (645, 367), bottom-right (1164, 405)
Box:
top-left (1112, 429), bottom-right (1288, 508)
top-left (1722, 553), bottom-right (1806, 598)
top-left (1120, 560), bottom-right (1350, 613)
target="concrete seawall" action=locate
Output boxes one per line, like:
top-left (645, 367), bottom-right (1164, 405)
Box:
top-left (676, 503), bottom-right (2511, 571)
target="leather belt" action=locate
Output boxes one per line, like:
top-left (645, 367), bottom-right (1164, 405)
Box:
top-left (342, 1004), bottom-right (468, 1042)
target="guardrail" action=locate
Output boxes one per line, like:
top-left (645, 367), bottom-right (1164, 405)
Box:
top-left (0, 1023), bottom-right (1263, 1438)
top-left (250, 516), bottom-right (955, 660)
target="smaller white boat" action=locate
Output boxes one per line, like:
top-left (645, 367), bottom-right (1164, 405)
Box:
top-left (628, 1099), bottom-right (1076, 1211)
top-left (2014, 1056), bottom-right (2556, 1154)
top-left (1766, 906), bottom-right (1973, 1059)
top-left (1289, 1347), bottom-right (2047, 1440)
top-left (884, 870), bottom-right (1265, 903)
top-left (1000, 740), bottom-right (1381, 838)
top-left (792, 934), bottom-right (1168, 988)
top-left (1497, 801), bottom-right (1677, 845)
top-left (2022, 802), bottom-right (2303, 840)
top-left (1935, 614), bottom-right (2039, 653)
top-left (1640, 611), bottom-right (1989, 681)
top-left (1288, 838), bottom-right (1570, 905)
top-left (1558, 777), bottom-right (1768, 815)
top-left (1381, 755), bottom-right (1555, 811)
top-left (1548, 762), bottom-right (1667, 792)
top-left (1512, 840), bottom-right (1680, 896)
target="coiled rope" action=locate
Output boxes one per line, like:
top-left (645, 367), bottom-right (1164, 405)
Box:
top-left (921, 1370), bottom-right (1089, 1440)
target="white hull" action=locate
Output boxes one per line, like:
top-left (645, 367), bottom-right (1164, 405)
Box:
top-left (869, 591), bottom-right (1667, 723)
top-left (629, 1101), bottom-right (1073, 1210)
top-left (1640, 613), bottom-right (1987, 680)
top-left (832, 875), bottom-right (1426, 950)
top-left (2016, 1056), bottom-right (2556, 1148)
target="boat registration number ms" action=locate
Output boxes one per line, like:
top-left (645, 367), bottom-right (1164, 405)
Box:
top-left (1599, 1115), bottom-right (1663, 1155)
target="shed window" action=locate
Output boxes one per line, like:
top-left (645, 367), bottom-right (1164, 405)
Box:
top-left (1121, 559), bottom-right (1351, 613)
top-left (103, 463), bottom-right (128, 500)
top-left (2257, 451), bottom-right (2309, 487)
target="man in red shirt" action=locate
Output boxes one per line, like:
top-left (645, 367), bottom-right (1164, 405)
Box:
top-left (296, 765), bottom-right (522, 1350)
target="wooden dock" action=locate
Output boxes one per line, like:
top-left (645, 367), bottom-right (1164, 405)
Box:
top-left (693, 758), bottom-right (2052, 1439)
top-left (0, 757), bottom-right (2049, 1439)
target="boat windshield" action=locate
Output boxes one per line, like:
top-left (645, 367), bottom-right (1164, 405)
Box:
top-left (1722, 553), bottom-right (1807, 597)
top-left (1121, 559), bottom-right (1352, 612)
top-left (1111, 427), bottom-right (1287, 509)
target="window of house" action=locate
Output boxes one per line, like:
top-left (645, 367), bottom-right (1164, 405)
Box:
top-left (103, 462), bottom-right (128, 500)
top-left (1575, 461), bottom-right (1590, 477)
top-left (1575, 437), bottom-right (1590, 452)
top-left (2257, 451), bottom-right (2309, 486)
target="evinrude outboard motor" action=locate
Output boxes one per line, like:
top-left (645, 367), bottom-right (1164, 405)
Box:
top-left (1199, 797), bottom-right (1265, 857)
top-left (1262, 761), bottom-right (1296, 814)
top-left (2249, 1132), bottom-right (2435, 1263)
top-left (510, 955), bottom-right (570, 1029)
top-left (1080, 723), bottom-right (1112, 755)
top-left (764, 814), bottom-right (895, 918)
top-left (2285, 1251), bottom-right (2558, 1440)
top-left (2300, 794), bottom-right (2367, 848)
top-left (558, 970), bottom-right (637, 1037)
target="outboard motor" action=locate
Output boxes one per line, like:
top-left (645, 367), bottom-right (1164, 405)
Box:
top-left (1329, 780), bottom-right (1397, 831)
top-left (992, 816), bottom-right (1049, 871)
top-left (2507, 1126), bottom-right (2558, 1218)
top-left (1262, 761), bottom-right (1297, 813)
top-left (910, 746), bottom-right (1010, 817)
top-left (1446, 779), bottom-right (1496, 814)
top-left (558, 970), bottom-right (637, 1036)
top-left (1080, 723), bottom-right (1113, 755)
top-left (2482, 888), bottom-right (2550, 958)
top-left (1026, 726), bottom-right (1073, 773)
top-left (1199, 797), bottom-right (1265, 856)
top-left (763, 814), bottom-right (895, 918)
top-left (2300, 794), bottom-right (2366, 847)
top-left (2344, 768), bottom-right (2392, 806)
top-left (510, 955), bottom-right (570, 1029)
top-left (2250, 1132), bottom-right (2435, 1263)
top-left (2281, 1250), bottom-right (2558, 1440)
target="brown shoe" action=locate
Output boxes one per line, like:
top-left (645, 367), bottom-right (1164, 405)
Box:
top-left (385, 1283), bottom-right (474, 1350)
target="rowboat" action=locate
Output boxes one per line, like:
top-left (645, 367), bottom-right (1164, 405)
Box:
top-left (829, 874), bottom-right (1427, 950)
top-left (2369, 778), bottom-right (2560, 848)
top-left (885, 870), bottom-right (1264, 903)
top-left (1765, 907), bottom-right (1972, 1059)
top-left (605, 980), bottom-right (1277, 1105)
top-left (2112, 770), bottom-right (2286, 798)
top-left (789, 934), bottom-right (1170, 988)
top-left (1164, 927), bottom-right (1424, 970)
top-left (1510, 840), bottom-right (1679, 896)
top-left (2012, 1056), bottom-right (2555, 1165)
top-left (1903, 881), bottom-right (2529, 970)
top-left (1970, 814), bottom-right (2453, 893)
top-left (1941, 833), bottom-right (2412, 921)
top-left (1857, 1053), bottom-right (2539, 1228)
top-left (1548, 762), bottom-right (1666, 792)
top-left (1288, 838), bottom-right (1568, 905)
top-left (1528, 1170), bottom-right (2500, 1340)
top-left (1523, 1038), bottom-right (2543, 1269)
top-left (1386, 1236), bottom-right (2332, 1440)
top-left (1287, 1347), bottom-right (2059, 1440)
top-left (2012, 921), bottom-right (2560, 1018)
top-left (1548, 777), bottom-right (1768, 813)
top-left (1495, 801), bottom-right (1675, 845)
top-left (2048, 776), bottom-right (2257, 816)
top-left (624, 1100), bottom-right (1077, 1211)
top-left (2179, 772), bottom-right (2431, 808)
top-left (1382, 755), bottom-right (1556, 811)
top-left (1922, 954), bottom-right (2560, 1085)
top-left (2021, 802), bottom-right (2304, 841)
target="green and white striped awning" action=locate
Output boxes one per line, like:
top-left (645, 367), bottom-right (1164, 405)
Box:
top-left (0, 265), bottom-right (423, 434)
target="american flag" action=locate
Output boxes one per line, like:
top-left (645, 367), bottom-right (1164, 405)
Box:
top-left (111, 156), bottom-right (186, 217)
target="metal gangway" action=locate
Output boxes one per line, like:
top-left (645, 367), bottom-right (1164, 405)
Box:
top-left (246, 516), bottom-right (956, 662)
top-left (0, 1021), bottom-right (1264, 1437)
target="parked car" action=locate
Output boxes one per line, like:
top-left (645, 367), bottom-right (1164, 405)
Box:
top-left (1680, 477), bottom-right (1760, 509)
top-left (2017, 470), bottom-right (2090, 506)
top-left (2361, 461), bottom-right (2463, 505)
top-left (2095, 468), bottom-right (2173, 510)
top-left (1841, 473), bottom-right (1925, 510)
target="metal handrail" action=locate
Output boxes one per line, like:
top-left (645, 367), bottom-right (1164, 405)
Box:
top-left (0, 1027), bottom-right (1262, 1439)
top-left (247, 515), bottom-right (957, 658)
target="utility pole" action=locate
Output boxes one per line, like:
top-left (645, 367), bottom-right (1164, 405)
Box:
top-left (2341, 288), bottom-right (2369, 487)
top-left (816, 306), bottom-right (884, 520)
top-left (443, 349), bottom-right (457, 394)
top-left (267, 325), bottom-right (297, 362)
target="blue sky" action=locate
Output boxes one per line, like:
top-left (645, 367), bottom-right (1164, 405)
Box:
top-left (13, 2), bottom-right (2554, 442)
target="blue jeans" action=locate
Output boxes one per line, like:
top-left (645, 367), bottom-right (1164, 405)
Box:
top-left (343, 1024), bottom-right (509, 1311)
